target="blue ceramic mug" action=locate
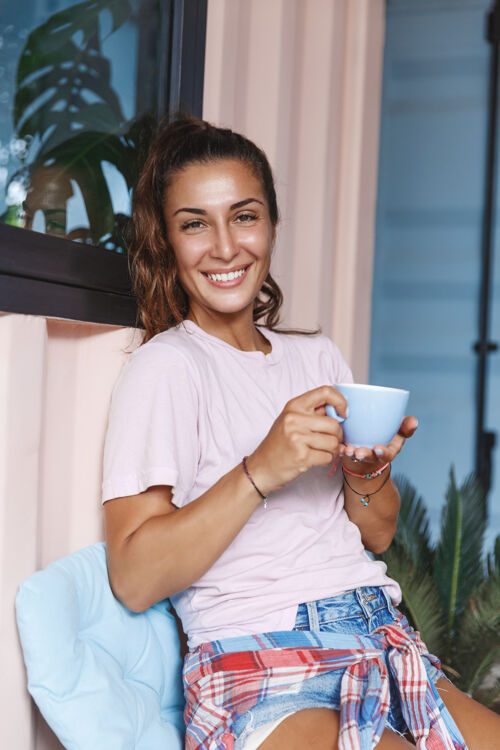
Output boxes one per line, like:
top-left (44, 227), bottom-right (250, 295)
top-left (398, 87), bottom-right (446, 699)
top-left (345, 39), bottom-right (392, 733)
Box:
top-left (325, 383), bottom-right (409, 448)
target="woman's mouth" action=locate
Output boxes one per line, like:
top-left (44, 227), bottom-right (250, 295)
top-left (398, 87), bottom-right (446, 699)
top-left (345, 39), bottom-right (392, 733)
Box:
top-left (201, 265), bottom-right (250, 288)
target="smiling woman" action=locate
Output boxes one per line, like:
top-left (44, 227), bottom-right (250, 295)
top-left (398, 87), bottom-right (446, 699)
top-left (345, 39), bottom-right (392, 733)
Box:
top-left (101, 116), bottom-right (500, 750)
top-left (163, 159), bottom-right (274, 341)
top-left (127, 116), bottom-right (296, 344)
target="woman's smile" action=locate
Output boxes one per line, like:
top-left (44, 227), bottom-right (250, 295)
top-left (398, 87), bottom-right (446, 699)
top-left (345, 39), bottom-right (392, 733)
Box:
top-left (163, 159), bottom-right (274, 323)
top-left (201, 263), bottom-right (251, 287)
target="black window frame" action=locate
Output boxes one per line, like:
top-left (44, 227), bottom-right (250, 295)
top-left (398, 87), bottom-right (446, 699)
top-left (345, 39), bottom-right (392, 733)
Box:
top-left (0, 0), bottom-right (207, 328)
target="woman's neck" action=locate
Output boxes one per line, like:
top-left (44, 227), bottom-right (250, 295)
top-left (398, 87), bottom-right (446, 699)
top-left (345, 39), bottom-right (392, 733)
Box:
top-left (186, 310), bottom-right (271, 354)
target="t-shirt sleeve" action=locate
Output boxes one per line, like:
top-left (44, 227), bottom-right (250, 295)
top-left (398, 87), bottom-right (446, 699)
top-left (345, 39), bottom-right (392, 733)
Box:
top-left (320, 334), bottom-right (354, 385)
top-left (101, 345), bottom-right (199, 506)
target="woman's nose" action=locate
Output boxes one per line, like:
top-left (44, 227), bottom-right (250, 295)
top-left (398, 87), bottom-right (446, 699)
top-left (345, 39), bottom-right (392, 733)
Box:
top-left (212, 225), bottom-right (238, 260)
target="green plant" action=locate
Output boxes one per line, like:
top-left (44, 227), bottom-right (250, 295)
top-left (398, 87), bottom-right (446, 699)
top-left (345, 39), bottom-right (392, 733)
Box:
top-left (5, 0), bottom-right (156, 250)
top-left (378, 469), bottom-right (500, 709)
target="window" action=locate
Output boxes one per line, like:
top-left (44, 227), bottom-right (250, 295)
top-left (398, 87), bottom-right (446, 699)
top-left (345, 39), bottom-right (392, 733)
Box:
top-left (0, 0), bottom-right (207, 326)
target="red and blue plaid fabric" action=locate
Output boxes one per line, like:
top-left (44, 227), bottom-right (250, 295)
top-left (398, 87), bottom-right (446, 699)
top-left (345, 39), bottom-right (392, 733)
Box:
top-left (183, 614), bottom-right (468, 750)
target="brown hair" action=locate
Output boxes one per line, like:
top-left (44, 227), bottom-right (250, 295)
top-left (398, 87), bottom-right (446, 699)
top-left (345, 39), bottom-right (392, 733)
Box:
top-left (127, 114), bottom-right (320, 346)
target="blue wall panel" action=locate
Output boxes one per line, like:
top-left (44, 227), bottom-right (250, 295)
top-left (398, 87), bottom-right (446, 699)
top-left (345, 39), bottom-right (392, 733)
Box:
top-left (370, 0), bottom-right (499, 548)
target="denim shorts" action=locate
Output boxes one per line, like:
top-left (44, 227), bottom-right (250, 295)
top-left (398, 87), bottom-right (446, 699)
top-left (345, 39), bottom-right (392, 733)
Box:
top-left (232, 586), bottom-right (446, 747)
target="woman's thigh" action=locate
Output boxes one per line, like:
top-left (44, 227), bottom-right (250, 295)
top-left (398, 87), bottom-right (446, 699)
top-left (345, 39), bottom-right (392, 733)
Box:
top-left (258, 708), bottom-right (414, 750)
top-left (435, 677), bottom-right (500, 750)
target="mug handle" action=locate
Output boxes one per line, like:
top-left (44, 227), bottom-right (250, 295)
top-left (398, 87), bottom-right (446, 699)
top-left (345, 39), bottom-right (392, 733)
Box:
top-left (325, 404), bottom-right (346, 423)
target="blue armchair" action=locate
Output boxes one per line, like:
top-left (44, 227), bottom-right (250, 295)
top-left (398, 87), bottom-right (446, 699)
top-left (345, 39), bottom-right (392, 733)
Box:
top-left (15, 543), bottom-right (185, 749)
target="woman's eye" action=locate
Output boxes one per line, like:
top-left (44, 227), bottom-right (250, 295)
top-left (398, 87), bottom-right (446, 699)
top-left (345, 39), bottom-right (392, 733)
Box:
top-left (235, 212), bottom-right (257, 223)
top-left (181, 219), bottom-right (204, 230)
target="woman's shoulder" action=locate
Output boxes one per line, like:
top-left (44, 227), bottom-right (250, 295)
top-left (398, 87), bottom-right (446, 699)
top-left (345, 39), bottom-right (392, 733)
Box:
top-left (264, 327), bottom-right (352, 382)
top-left (118, 325), bottom-right (203, 386)
top-left (128, 323), bottom-right (201, 363)
top-left (265, 327), bottom-right (344, 357)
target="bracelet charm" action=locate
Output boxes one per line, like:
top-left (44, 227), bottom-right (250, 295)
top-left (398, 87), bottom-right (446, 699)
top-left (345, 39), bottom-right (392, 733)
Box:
top-left (342, 464), bottom-right (392, 508)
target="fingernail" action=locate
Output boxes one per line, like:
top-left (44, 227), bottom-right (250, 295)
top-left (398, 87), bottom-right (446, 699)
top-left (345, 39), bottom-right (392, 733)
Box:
top-left (375, 448), bottom-right (383, 457)
top-left (345, 406), bottom-right (350, 418)
top-left (345, 450), bottom-right (354, 457)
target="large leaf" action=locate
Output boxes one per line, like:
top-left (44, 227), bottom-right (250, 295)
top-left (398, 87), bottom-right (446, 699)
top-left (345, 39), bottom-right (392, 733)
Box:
top-left (487, 535), bottom-right (500, 576)
top-left (482, 676), bottom-right (500, 711)
top-left (21, 130), bottom-right (138, 244)
top-left (380, 545), bottom-right (446, 656)
top-left (433, 469), bottom-right (487, 641)
top-left (14, 0), bottom-right (132, 160)
top-left (16, 0), bottom-right (130, 73)
top-left (392, 473), bottom-right (433, 572)
top-left (10, 0), bottom-right (140, 251)
top-left (452, 571), bottom-right (500, 698)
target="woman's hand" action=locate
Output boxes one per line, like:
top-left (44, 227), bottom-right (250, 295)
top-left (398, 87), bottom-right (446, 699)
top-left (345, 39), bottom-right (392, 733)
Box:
top-left (246, 386), bottom-right (348, 496)
top-left (341, 416), bottom-right (418, 475)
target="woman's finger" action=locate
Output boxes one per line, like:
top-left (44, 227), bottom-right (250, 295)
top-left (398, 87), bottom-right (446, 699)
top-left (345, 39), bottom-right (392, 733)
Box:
top-left (291, 385), bottom-right (348, 418)
top-left (342, 444), bottom-right (379, 462)
top-left (311, 414), bottom-right (345, 440)
top-left (372, 439), bottom-right (401, 463)
top-left (377, 416), bottom-right (419, 457)
top-left (381, 417), bottom-right (418, 460)
top-left (306, 432), bottom-right (343, 459)
top-left (345, 417), bottom-right (418, 464)
top-left (286, 412), bottom-right (345, 440)
top-left (398, 415), bottom-right (418, 438)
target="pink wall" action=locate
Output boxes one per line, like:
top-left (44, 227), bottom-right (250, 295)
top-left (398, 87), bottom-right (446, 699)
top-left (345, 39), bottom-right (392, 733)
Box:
top-left (1, 312), bottom-right (137, 748)
top-left (3, 1), bottom-right (386, 746)
top-left (203, 0), bottom-right (385, 380)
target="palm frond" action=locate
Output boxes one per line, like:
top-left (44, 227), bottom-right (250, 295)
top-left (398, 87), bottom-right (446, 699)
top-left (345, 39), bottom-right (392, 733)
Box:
top-left (433, 469), bottom-right (487, 641)
top-left (380, 545), bottom-right (446, 656)
top-left (452, 571), bottom-right (500, 696)
top-left (487, 536), bottom-right (500, 577)
top-left (392, 473), bottom-right (433, 572)
top-left (483, 675), bottom-right (500, 710)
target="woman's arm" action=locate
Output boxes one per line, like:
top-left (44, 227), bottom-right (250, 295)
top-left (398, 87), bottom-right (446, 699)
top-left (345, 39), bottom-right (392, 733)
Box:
top-left (105, 463), bottom-right (263, 612)
top-left (340, 415), bottom-right (419, 554)
top-left (341, 466), bottom-right (400, 554)
top-left (105, 385), bottom-right (348, 612)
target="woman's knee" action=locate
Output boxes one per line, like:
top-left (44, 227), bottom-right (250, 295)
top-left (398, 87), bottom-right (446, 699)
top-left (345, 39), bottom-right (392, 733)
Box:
top-left (435, 676), bottom-right (500, 749)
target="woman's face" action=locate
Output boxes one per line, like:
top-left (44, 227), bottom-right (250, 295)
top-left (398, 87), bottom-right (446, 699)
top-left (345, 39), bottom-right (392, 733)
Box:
top-left (163, 158), bottom-right (275, 321)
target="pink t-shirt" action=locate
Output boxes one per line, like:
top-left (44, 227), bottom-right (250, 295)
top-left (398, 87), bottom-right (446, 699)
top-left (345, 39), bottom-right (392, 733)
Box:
top-left (101, 320), bottom-right (401, 648)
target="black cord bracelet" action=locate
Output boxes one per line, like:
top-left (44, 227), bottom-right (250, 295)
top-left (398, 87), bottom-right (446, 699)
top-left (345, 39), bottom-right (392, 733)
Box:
top-left (242, 456), bottom-right (268, 508)
top-left (342, 464), bottom-right (392, 507)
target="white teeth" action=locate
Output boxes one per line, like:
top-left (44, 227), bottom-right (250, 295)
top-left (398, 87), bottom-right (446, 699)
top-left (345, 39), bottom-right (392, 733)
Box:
top-left (206, 268), bottom-right (246, 281)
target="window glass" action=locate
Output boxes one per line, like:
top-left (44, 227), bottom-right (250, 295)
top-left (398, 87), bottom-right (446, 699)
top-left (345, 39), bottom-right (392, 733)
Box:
top-left (0, 0), bottom-right (162, 253)
top-left (370, 0), bottom-right (500, 550)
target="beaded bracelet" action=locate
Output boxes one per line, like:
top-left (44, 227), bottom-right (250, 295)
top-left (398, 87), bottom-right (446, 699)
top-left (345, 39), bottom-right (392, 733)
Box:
top-left (342, 461), bottom-right (390, 480)
top-left (242, 456), bottom-right (268, 508)
top-left (342, 464), bottom-right (392, 507)
top-left (328, 456), bottom-right (390, 480)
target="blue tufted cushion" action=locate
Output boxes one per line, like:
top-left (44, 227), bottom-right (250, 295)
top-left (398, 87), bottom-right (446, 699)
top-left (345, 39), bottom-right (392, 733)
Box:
top-left (15, 543), bottom-right (185, 749)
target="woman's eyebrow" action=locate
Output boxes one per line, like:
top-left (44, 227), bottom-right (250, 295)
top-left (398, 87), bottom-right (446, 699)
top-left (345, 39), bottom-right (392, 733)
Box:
top-left (231, 197), bottom-right (264, 210)
top-left (173, 198), bottom-right (264, 216)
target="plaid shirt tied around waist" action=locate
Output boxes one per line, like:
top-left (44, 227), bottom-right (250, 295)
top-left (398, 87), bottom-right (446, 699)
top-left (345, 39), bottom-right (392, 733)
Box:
top-left (183, 613), bottom-right (468, 750)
